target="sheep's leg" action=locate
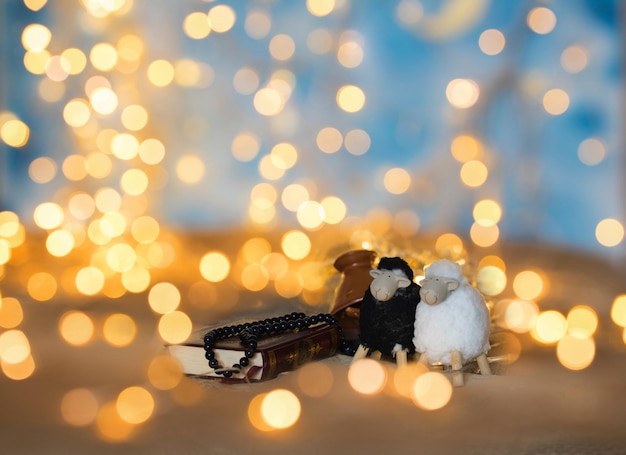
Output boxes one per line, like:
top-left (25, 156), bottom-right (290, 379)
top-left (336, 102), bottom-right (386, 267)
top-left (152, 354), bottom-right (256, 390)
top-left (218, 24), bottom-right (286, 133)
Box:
top-left (352, 344), bottom-right (369, 363)
top-left (370, 350), bottom-right (382, 360)
top-left (450, 350), bottom-right (464, 387)
top-left (395, 349), bottom-right (408, 368)
top-left (417, 353), bottom-right (429, 366)
top-left (477, 353), bottom-right (492, 376)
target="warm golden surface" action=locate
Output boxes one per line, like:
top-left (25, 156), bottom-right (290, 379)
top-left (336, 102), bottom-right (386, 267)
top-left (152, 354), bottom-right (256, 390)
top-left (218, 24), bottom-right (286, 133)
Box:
top-left (1, 236), bottom-right (626, 454)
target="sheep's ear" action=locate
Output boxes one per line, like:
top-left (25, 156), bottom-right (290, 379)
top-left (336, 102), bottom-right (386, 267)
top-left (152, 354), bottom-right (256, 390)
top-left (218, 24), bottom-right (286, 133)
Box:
top-left (396, 276), bottom-right (411, 288)
top-left (369, 269), bottom-right (382, 279)
top-left (446, 279), bottom-right (460, 291)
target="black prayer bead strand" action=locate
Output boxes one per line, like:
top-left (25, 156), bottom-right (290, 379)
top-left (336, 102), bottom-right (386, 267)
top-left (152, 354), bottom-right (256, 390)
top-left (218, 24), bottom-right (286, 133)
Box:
top-left (203, 312), bottom-right (352, 378)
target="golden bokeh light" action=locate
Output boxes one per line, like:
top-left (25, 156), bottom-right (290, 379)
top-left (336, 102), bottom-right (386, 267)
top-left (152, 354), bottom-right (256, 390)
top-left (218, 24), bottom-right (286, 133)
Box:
top-left (495, 298), bottom-right (539, 333)
top-left (139, 138), bottom-right (166, 165)
top-left (282, 184), bottom-right (310, 212)
top-left (297, 201), bottom-right (325, 229)
top-left (0, 297), bottom-right (23, 329)
top-left (23, 49), bottom-right (50, 75)
top-left (240, 238), bottom-right (271, 265)
top-left (542, 88), bottom-right (569, 115)
top-left (270, 142), bottom-right (298, 169)
top-left (561, 45), bottom-right (589, 73)
top-left (336, 85), bottom-right (365, 113)
top-left (176, 155), bottom-right (205, 184)
top-left (566, 305), bottom-right (598, 338)
top-left (240, 264), bottom-right (270, 291)
top-left (111, 133), bottom-right (140, 160)
top-left (473, 199), bottom-right (502, 227)
top-left (557, 334), bottom-right (595, 370)
top-left (296, 361), bottom-right (334, 397)
top-left (121, 104), bottom-right (149, 131)
top-left (344, 129), bottom-right (371, 155)
top-left (512, 270), bottom-right (544, 301)
top-left (62, 154), bottom-right (88, 182)
top-left (90, 87), bottom-right (118, 115)
top-left (208, 4), bottom-right (236, 33)
top-left (148, 282), bottom-right (181, 314)
top-left (274, 270), bottom-right (303, 298)
top-left (383, 167), bottom-right (411, 195)
top-left (451, 135), bottom-right (483, 162)
top-left (446, 78), bottom-right (480, 109)
top-left (259, 389), bottom-right (301, 430)
top-left (1, 353), bottom-right (36, 380)
top-left (90, 42), bottom-right (118, 71)
top-left (116, 386), bottom-right (155, 424)
top-left (435, 232), bottom-right (464, 259)
top-left (281, 230), bottom-right (311, 260)
top-left (391, 362), bottom-right (428, 399)
top-left (27, 271), bottom-right (57, 301)
top-left (75, 266), bottom-right (105, 296)
top-left (200, 251), bottom-right (230, 283)
top-left (24, 0), bottom-right (48, 11)
top-left (95, 402), bottom-right (135, 443)
top-left (158, 311), bottom-right (192, 344)
top-left (595, 218), bottom-right (624, 247)
top-left (253, 87), bottom-right (284, 116)
top-left (320, 196), bottom-right (346, 224)
top-left (59, 311), bottom-right (95, 346)
top-left (411, 371), bottom-right (453, 411)
top-left (245, 9), bottom-right (271, 40)
top-left (527, 7), bottom-right (557, 35)
top-left (183, 12), bottom-right (211, 40)
top-left (269, 34), bottom-right (295, 61)
top-left (61, 47), bottom-right (87, 75)
top-left (460, 160), bottom-right (488, 187)
top-left (232, 132), bottom-right (260, 162)
top-left (21, 23), bottom-right (51, 51)
top-left (46, 229), bottom-right (75, 257)
top-left (61, 388), bottom-right (100, 427)
top-left (531, 310), bottom-right (567, 344)
top-left (476, 265), bottom-right (507, 296)
top-left (1, 119), bottom-right (30, 147)
top-left (0, 211), bottom-right (21, 238)
top-left (0, 329), bottom-right (31, 366)
top-left (148, 59), bottom-right (175, 87)
top-left (147, 354), bottom-right (184, 390)
top-left (29, 156), bottom-right (57, 183)
top-left (316, 127), bottom-right (343, 154)
top-left (478, 28), bottom-right (505, 55)
top-left (348, 358), bottom-right (387, 395)
top-left (577, 137), bottom-right (606, 166)
top-left (307, 0), bottom-right (335, 17)
top-left (103, 313), bottom-right (137, 347)
top-left (470, 222), bottom-right (499, 247)
top-left (233, 68), bottom-right (260, 95)
top-left (248, 393), bottom-right (273, 432)
top-left (610, 294), bottom-right (626, 328)
top-left (337, 40), bottom-right (364, 68)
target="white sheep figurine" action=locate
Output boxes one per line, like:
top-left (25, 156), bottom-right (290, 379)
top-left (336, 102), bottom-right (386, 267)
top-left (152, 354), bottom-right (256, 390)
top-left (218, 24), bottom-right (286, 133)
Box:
top-left (413, 259), bottom-right (491, 386)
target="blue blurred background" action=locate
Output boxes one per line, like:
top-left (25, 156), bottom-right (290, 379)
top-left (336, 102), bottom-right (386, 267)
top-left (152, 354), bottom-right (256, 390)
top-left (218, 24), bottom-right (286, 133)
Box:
top-left (1, 0), bottom-right (624, 257)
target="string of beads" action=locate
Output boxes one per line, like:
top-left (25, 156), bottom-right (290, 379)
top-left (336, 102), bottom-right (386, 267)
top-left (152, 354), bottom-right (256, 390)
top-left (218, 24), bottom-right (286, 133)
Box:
top-left (203, 312), bottom-right (354, 378)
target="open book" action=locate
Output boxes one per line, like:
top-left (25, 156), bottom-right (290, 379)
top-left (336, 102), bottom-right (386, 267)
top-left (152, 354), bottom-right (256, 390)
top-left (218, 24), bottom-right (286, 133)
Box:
top-left (167, 322), bottom-right (341, 382)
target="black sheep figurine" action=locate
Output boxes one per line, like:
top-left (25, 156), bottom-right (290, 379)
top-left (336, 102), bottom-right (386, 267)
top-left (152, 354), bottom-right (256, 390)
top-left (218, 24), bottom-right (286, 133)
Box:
top-left (353, 257), bottom-right (421, 367)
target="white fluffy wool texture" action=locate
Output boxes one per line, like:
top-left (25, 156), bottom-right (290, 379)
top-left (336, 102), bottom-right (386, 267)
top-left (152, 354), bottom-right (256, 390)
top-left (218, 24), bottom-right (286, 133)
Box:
top-left (413, 260), bottom-right (490, 365)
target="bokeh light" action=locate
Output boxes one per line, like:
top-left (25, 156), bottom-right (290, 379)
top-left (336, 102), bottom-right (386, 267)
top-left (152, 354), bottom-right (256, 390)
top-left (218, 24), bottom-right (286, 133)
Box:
top-left (411, 371), bottom-right (453, 411)
top-left (348, 358), bottom-right (387, 395)
top-left (259, 389), bottom-right (301, 430)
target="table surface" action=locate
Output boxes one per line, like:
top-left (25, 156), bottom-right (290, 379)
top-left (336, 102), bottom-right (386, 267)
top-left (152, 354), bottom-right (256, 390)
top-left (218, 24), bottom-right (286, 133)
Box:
top-left (2, 242), bottom-right (626, 454)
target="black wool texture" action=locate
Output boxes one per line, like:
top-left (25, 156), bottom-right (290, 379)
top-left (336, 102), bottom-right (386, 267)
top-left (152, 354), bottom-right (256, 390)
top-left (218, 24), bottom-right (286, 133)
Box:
top-left (359, 258), bottom-right (421, 357)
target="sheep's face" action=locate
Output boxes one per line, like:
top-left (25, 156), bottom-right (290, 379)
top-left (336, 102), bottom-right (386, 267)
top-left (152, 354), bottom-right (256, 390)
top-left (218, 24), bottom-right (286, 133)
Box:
top-left (419, 277), bottom-right (459, 305)
top-left (368, 269), bottom-right (411, 302)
